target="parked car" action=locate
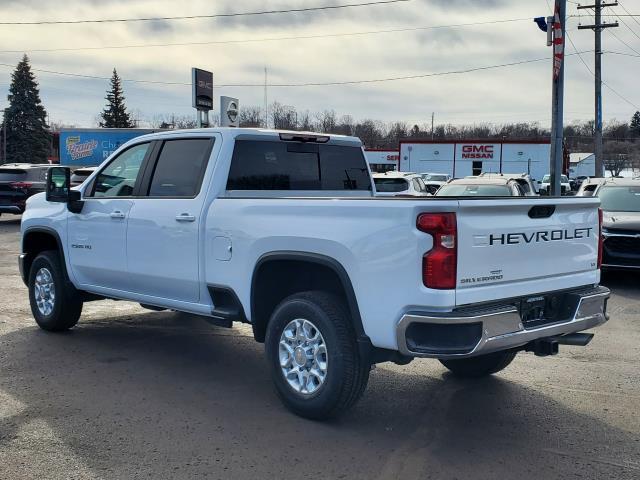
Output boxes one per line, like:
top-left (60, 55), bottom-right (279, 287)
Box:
top-left (19, 128), bottom-right (609, 420)
top-left (373, 172), bottom-right (430, 196)
top-left (478, 173), bottom-right (538, 196)
top-left (0, 163), bottom-right (50, 215)
top-left (70, 166), bottom-right (98, 187)
top-left (591, 178), bottom-right (640, 270)
top-left (538, 174), bottom-right (571, 195)
top-left (436, 176), bottom-right (526, 197)
top-left (420, 173), bottom-right (451, 183)
top-left (576, 177), bottom-right (607, 197)
top-left (419, 173), bottom-right (451, 195)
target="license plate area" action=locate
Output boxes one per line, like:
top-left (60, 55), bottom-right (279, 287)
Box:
top-left (519, 293), bottom-right (574, 329)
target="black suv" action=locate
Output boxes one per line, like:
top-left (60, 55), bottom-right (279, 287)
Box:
top-left (0, 164), bottom-right (50, 215)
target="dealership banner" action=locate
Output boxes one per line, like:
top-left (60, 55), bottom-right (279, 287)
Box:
top-left (59, 129), bottom-right (155, 166)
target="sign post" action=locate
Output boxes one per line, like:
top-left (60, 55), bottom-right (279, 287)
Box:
top-left (220, 96), bottom-right (239, 128)
top-left (191, 68), bottom-right (213, 128)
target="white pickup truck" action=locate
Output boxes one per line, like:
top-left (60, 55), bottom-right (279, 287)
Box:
top-left (20, 128), bottom-right (609, 419)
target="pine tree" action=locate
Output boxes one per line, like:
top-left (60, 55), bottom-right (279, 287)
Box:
top-left (2, 54), bottom-right (50, 164)
top-left (99, 69), bottom-right (134, 128)
top-left (630, 111), bottom-right (640, 137)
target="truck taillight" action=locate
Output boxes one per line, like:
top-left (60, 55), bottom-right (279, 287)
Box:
top-left (417, 213), bottom-right (457, 289)
top-left (10, 181), bottom-right (32, 189)
top-left (598, 207), bottom-right (603, 269)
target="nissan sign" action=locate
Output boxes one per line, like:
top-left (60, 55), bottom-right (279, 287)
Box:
top-left (220, 96), bottom-right (239, 127)
top-left (191, 68), bottom-right (213, 111)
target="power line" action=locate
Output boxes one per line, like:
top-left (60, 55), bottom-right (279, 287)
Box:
top-left (617, 0), bottom-right (640, 28)
top-left (0, 18), bottom-right (531, 54)
top-left (566, 31), bottom-right (639, 109)
top-left (575, 6), bottom-right (640, 55)
top-left (0, 53), bottom-right (593, 89)
top-left (609, 6), bottom-right (640, 41)
top-left (605, 49), bottom-right (640, 57)
top-left (0, 0), bottom-right (411, 25)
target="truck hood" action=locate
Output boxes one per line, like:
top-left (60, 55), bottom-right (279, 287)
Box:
top-left (603, 211), bottom-right (640, 232)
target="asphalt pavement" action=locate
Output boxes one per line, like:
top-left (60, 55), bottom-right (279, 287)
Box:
top-left (1, 214), bottom-right (638, 479)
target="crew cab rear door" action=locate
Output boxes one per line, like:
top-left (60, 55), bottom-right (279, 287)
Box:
top-left (125, 136), bottom-right (216, 304)
top-left (454, 197), bottom-right (601, 305)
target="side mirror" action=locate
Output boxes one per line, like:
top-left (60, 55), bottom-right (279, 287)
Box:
top-left (46, 167), bottom-right (71, 202)
top-left (536, 180), bottom-right (542, 184)
top-left (46, 166), bottom-right (84, 213)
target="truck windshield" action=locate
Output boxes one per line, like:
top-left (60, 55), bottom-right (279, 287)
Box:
top-left (374, 178), bottom-right (408, 192)
top-left (598, 186), bottom-right (640, 212)
top-left (436, 184), bottom-right (512, 196)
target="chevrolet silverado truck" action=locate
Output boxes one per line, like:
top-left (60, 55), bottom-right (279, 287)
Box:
top-left (19, 128), bottom-right (610, 419)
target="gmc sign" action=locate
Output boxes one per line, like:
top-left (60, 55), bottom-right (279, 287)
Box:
top-left (462, 145), bottom-right (494, 159)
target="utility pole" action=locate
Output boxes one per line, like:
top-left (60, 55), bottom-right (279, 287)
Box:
top-left (549, 0), bottom-right (567, 196)
top-left (431, 112), bottom-right (434, 140)
top-left (264, 67), bottom-right (268, 129)
top-left (2, 108), bottom-right (7, 165)
top-left (578, 1), bottom-right (619, 177)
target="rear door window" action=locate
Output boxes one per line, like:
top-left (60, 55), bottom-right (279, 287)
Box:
top-left (226, 140), bottom-right (370, 191)
top-left (0, 169), bottom-right (28, 182)
top-left (147, 138), bottom-right (213, 197)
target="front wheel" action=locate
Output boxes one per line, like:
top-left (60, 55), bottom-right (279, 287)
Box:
top-left (265, 291), bottom-right (370, 420)
top-left (439, 350), bottom-right (517, 378)
top-left (28, 250), bottom-right (83, 332)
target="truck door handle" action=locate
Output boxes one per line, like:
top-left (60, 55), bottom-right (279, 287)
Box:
top-left (175, 213), bottom-right (196, 222)
top-left (110, 210), bottom-right (125, 219)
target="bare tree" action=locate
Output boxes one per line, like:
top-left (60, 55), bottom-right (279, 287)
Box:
top-left (354, 119), bottom-right (385, 148)
top-left (333, 115), bottom-right (355, 136)
top-left (149, 114), bottom-right (197, 129)
top-left (271, 102), bottom-right (298, 130)
top-left (316, 110), bottom-right (337, 134)
top-left (239, 105), bottom-right (263, 128)
top-left (297, 110), bottom-right (313, 131)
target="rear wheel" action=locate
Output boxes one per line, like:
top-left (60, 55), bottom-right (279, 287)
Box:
top-left (265, 291), bottom-right (370, 420)
top-left (439, 350), bottom-right (517, 378)
top-left (28, 250), bottom-right (83, 332)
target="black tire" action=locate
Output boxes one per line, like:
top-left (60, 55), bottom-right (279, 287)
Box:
top-left (28, 250), bottom-right (83, 332)
top-left (439, 350), bottom-right (517, 378)
top-left (265, 291), bottom-right (370, 420)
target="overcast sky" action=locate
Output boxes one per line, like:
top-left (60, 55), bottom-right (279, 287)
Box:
top-left (0, 0), bottom-right (638, 129)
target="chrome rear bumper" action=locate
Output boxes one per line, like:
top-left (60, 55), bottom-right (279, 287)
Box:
top-left (397, 286), bottom-right (610, 358)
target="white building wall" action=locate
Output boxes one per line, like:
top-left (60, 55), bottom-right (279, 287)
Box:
top-left (400, 141), bottom-right (551, 180)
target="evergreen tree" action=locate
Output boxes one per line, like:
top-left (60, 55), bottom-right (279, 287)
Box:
top-left (2, 54), bottom-right (50, 164)
top-left (631, 111), bottom-right (640, 137)
top-left (99, 69), bottom-right (134, 128)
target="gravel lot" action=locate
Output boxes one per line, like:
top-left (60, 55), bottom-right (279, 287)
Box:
top-left (1, 214), bottom-right (639, 479)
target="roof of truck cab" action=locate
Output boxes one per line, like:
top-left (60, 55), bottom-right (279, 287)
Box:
top-left (447, 177), bottom-right (511, 186)
top-left (129, 127), bottom-right (362, 146)
top-left (598, 178), bottom-right (640, 187)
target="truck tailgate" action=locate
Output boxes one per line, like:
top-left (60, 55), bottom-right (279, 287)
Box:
top-left (455, 197), bottom-right (601, 305)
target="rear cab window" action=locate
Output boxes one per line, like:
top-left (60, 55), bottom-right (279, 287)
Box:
top-left (226, 140), bottom-right (371, 192)
top-left (0, 168), bottom-right (28, 182)
top-left (374, 178), bottom-right (408, 193)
